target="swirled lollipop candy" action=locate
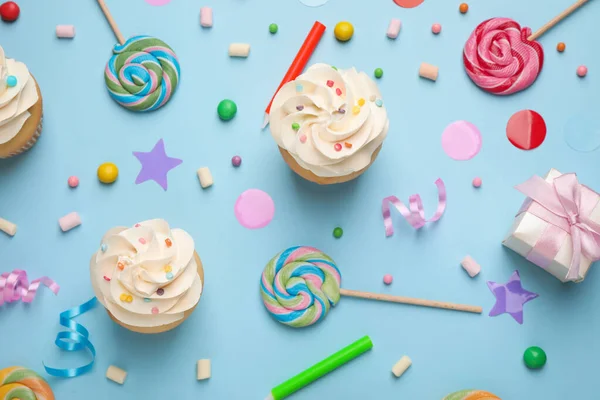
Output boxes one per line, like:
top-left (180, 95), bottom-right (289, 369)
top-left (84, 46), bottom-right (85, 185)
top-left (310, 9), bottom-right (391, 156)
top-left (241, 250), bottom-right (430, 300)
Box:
top-left (0, 366), bottom-right (55, 400)
top-left (463, 0), bottom-right (588, 95)
top-left (97, 0), bottom-right (180, 112)
top-left (260, 246), bottom-right (482, 328)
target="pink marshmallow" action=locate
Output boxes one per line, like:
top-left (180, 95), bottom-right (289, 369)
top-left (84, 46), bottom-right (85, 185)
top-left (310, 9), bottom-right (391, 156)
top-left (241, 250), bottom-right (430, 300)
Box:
top-left (200, 7), bottom-right (213, 28)
top-left (56, 25), bottom-right (75, 39)
top-left (59, 212), bottom-right (81, 232)
top-left (461, 255), bottom-right (481, 278)
top-left (387, 19), bottom-right (401, 39)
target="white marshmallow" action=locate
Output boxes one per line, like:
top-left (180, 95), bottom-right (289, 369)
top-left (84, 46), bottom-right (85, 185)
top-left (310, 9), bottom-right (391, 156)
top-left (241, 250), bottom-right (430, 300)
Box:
top-left (0, 217), bottom-right (17, 236)
top-left (197, 359), bottom-right (211, 380)
top-left (197, 167), bottom-right (213, 188)
top-left (392, 355), bottom-right (412, 378)
top-left (106, 365), bottom-right (127, 385)
top-left (228, 43), bottom-right (251, 58)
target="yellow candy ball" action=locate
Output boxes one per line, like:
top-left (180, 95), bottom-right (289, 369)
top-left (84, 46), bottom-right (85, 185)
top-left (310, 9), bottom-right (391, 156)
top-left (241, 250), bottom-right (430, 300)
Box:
top-left (97, 162), bottom-right (119, 184)
top-left (334, 21), bottom-right (354, 42)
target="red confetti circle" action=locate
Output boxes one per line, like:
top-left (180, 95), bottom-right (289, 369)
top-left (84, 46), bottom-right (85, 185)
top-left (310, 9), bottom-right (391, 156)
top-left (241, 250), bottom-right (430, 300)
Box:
top-left (506, 110), bottom-right (546, 150)
top-left (393, 0), bottom-right (424, 8)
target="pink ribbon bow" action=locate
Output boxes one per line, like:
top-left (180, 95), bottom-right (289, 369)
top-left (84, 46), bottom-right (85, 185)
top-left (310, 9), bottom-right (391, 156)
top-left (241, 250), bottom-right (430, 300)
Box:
top-left (516, 173), bottom-right (600, 281)
top-left (382, 178), bottom-right (446, 237)
top-left (0, 269), bottom-right (60, 306)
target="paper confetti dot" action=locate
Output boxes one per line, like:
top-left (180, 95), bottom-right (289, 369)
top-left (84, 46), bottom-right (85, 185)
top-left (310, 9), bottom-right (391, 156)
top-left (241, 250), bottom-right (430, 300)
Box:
top-left (506, 110), bottom-right (546, 150)
top-left (441, 121), bottom-right (482, 160)
top-left (145, 0), bottom-right (172, 5)
top-left (393, 0), bottom-right (424, 8)
top-left (564, 115), bottom-right (600, 153)
top-left (234, 189), bottom-right (275, 229)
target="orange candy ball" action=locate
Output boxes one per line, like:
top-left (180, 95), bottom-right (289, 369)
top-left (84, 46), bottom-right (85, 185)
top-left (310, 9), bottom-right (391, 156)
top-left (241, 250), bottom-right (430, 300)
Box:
top-left (459, 3), bottom-right (469, 13)
top-left (556, 42), bottom-right (566, 52)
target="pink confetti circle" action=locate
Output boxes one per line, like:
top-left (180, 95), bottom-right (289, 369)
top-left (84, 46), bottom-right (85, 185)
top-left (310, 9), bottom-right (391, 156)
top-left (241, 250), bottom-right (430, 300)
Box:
top-left (234, 189), bottom-right (275, 229)
top-left (145, 0), bottom-right (173, 6)
top-left (441, 120), bottom-right (482, 161)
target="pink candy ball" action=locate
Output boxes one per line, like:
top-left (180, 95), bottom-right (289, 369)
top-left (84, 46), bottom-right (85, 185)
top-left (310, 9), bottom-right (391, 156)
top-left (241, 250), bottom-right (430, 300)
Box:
top-left (68, 176), bottom-right (79, 188)
top-left (383, 274), bottom-right (393, 285)
top-left (577, 65), bottom-right (588, 77)
top-left (432, 23), bottom-right (442, 34)
top-left (472, 177), bottom-right (482, 188)
top-left (232, 155), bottom-right (242, 167)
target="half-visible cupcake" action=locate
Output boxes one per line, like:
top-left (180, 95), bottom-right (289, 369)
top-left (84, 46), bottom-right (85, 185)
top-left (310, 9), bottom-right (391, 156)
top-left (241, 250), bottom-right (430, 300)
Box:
top-left (90, 219), bottom-right (204, 334)
top-left (269, 63), bottom-right (389, 185)
top-left (0, 46), bottom-right (43, 159)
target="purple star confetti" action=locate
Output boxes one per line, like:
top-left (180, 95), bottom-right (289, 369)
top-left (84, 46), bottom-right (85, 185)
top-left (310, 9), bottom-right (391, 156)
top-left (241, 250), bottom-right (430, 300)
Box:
top-left (487, 270), bottom-right (539, 324)
top-left (133, 139), bottom-right (182, 191)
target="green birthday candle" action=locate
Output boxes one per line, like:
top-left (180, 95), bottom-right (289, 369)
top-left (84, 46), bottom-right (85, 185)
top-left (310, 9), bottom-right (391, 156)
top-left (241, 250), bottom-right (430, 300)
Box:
top-left (265, 336), bottom-right (373, 400)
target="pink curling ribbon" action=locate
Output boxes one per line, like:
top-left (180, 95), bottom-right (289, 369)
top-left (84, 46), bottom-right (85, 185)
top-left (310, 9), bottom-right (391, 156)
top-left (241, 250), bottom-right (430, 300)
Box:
top-left (382, 178), bottom-right (446, 237)
top-left (0, 269), bottom-right (60, 306)
top-left (515, 173), bottom-right (600, 281)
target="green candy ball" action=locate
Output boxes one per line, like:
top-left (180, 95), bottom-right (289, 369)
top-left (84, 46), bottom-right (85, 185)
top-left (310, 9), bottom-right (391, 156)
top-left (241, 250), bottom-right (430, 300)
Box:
top-left (523, 346), bottom-right (547, 369)
top-left (269, 23), bottom-right (278, 34)
top-left (333, 227), bottom-right (343, 239)
top-left (374, 68), bottom-right (383, 79)
top-left (217, 99), bottom-right (237, 121)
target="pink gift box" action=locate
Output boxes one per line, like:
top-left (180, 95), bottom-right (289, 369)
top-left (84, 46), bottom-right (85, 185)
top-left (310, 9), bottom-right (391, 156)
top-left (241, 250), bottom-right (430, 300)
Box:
top-left (503, 169), bottom-right (600, 282)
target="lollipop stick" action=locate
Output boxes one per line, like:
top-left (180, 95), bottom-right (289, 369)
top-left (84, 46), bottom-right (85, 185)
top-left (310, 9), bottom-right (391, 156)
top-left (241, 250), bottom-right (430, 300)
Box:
top-left (339, 288), bottom-right (483, 314)
top-left (97, 0), bottom-right (125, 45)
top-left (528, 0), bottom-right (589, 41)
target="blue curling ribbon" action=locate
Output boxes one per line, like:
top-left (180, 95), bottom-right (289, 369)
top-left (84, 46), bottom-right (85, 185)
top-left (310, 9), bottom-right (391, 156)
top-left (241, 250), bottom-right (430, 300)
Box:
top-left (43, 297), bottom-right (98, 378)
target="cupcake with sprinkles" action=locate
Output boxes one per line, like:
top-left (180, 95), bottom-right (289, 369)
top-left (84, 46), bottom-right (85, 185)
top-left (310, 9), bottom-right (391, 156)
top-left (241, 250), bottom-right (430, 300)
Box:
top-left (269, 63), bottom-right (389, 184)
top-left (0, 46), bottom-right (43, 159)
top-left (90, 219), bottom-right (204, 334)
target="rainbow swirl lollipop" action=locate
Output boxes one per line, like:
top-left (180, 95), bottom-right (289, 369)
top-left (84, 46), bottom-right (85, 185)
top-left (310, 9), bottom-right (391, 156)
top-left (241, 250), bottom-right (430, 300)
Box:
top-left (443, 389), bottom-right (500, 400)
top-left (261, 246), bottom-right (482, 328)
top-left (104, 36), bottom-right (180, 112)
top-left (261, 246), bottom-right (341, 328)
top-left (98, 0), bottom-right (180, 112)
top-left (0, 367), bottom-right (55, 400)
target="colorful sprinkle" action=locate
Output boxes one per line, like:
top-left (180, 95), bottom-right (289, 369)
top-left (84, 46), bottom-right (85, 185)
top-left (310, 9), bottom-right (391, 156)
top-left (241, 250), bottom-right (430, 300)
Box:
top-left (139, 238), bottom-right (147, 245)
top-left (556, 42), bottom-right (566, 52)
top-left (296, 84), bottom-right (303, 92)
top-left (117, 262), bottom-right (125, 271)
top-left (374, 68), bottom-right (383, 79)
top-left (336, 88), bottom-right (342, 96)
top-left (375, 99), bottom-right (383, 107)
top-left (344, 142), bottom-right (352, 148)
top-left (157, 288), bottom-right (164, 296)
top-left (333, 227), bottom-right (343, 238)
top-left (120, 294), bottom-right (133, 303)
top-left (296, 105), bottom-right (304, 111)
top-left (459, 3), bottom-right (469, 13)
top-left (358, 98), bottom-right (365, 107)
top-left (432, 23), bottom-right (442, 34)
top-left (144, 298), bottom-right (152, 303)
top-left (232, 155), bottom-right (242, 167)
top-left (369, 95), bottom-right (376, 102)
top-left (299, 135), bottom-right (307, 143)
top-left (326, 80), bottom-right (334, 87)
top-left (338, 108), bottom-right (346, 114)
top-left (331, 66), bottom-right (338, 71)
top-left (166, 272), bottom-right (174, 280)
top-left (577, 65), bottom-right (588, 77)
top-left (151, 307), bottom-right (159, 315)
top-left (103, 275), bottom-right (111, 281)
top-left (334, 143), bottom-right (342, 151)
top-left (269, 23), bottom-right (278, 34)
top-left (165, 238), bottom-right (172, 247)
top-left (164, 265), bottom-right (173, 273)
top-left (135, 224), bottom-right (141, 227)
top-left (101, 244), bottom-right (107, 252)
top-left (352, 106), bottom-right (360, 115)
top-left (6, 75), bottom-right (17, 87)
top-left (472, 177), bottom-right (482, 188)
top-left (292, 122), bottom-right (300, 131)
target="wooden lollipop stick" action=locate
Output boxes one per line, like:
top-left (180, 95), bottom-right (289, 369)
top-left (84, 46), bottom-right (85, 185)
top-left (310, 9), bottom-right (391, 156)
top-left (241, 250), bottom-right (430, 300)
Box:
top-left (97, 0), bottom-right (125, 45)
top-left (528, 0), bottom-right (589, 41)
top-left (339, 288), bottom-right (483, 314)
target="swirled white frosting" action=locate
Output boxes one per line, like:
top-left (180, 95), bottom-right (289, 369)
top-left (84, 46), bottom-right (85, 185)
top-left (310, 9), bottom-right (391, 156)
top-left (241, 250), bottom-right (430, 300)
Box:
top-left (90, 219), bottom-right (203, 328)
top-left (0, 46), bottom-right (39, 145)
top-left (270, 63), bottom-right (389, 178)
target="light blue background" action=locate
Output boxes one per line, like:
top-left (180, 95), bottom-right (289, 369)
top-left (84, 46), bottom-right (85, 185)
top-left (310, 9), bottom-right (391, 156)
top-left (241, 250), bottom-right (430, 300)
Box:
top-left (1, 0), bottom-right (599, 399)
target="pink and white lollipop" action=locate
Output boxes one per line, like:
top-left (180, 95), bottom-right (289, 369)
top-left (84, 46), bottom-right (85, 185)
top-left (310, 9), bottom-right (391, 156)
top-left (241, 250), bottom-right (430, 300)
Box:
top-left (463, 0), bottom-right (589, 95)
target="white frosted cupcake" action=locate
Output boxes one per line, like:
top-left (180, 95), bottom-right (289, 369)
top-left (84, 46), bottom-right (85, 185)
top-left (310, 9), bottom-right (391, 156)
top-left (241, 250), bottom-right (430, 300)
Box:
top-left (269, 63), bottom-right (389, 184)
top-left (0, 46), bottom-right (43, 159)
top-left (90, 219), bottom-right (204, 334)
